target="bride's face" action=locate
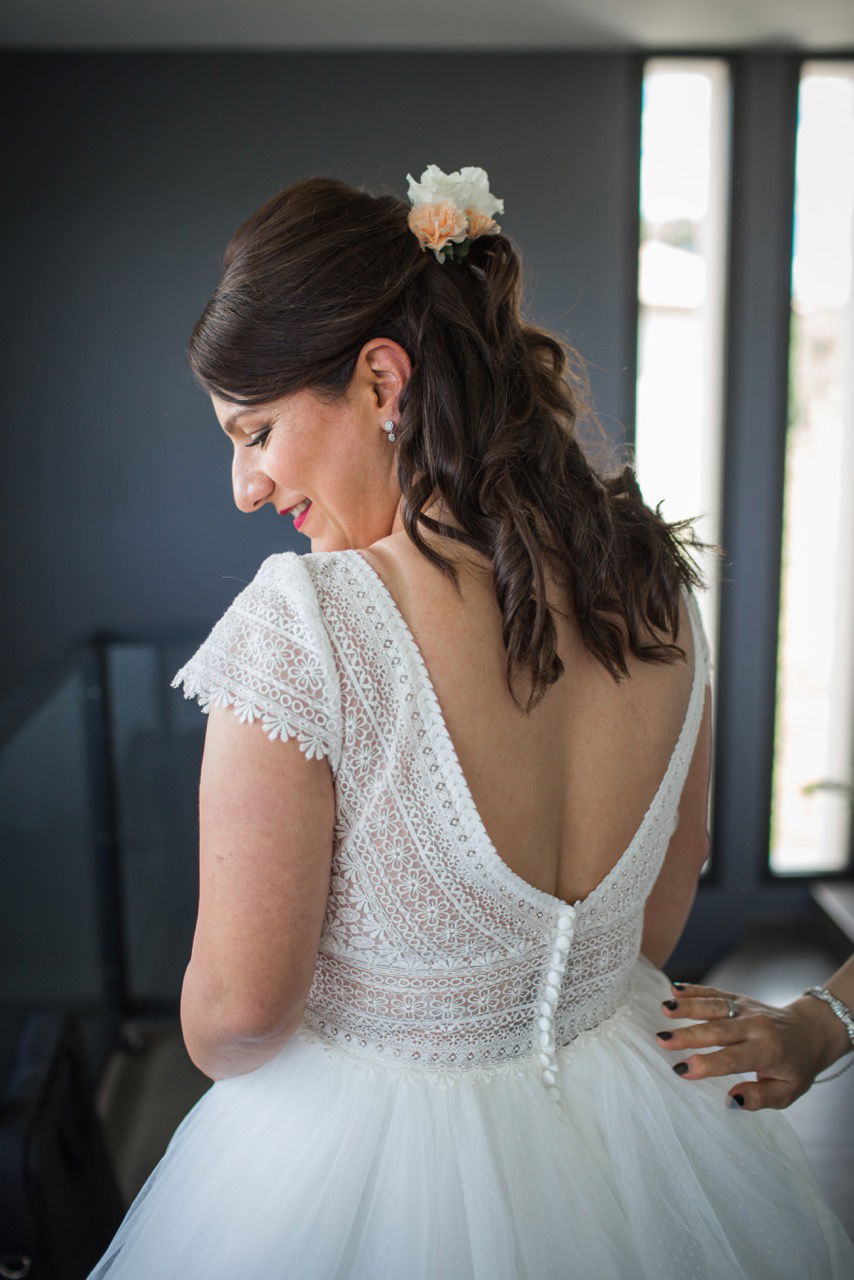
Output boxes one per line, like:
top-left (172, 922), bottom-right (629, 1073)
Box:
top-left (209, 341), bottom-right (409, 552)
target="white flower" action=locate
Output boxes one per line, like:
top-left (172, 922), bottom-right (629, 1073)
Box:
top-left (406, 164), bottom-right (504, 218)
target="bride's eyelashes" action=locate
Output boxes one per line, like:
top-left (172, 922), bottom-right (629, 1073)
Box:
top-left (245, 427), bottom-right (273, 448)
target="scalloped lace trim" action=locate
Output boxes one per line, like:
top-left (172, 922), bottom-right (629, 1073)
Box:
top-left (170, 665), bottom-right (334, 761)
top-left (170, 553), bottom-right (343, 769)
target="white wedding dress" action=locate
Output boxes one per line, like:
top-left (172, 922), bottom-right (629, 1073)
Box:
top-left (89, 548), bottom-right (854, 1278)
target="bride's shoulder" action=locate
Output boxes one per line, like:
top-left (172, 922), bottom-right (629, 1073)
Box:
top-left (361, 530), bottom-right (495, 614)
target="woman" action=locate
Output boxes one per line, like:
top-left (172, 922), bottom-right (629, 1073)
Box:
top-left (90, 165), bottom-right (854, 1277)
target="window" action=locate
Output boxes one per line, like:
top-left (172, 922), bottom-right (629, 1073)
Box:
top-left (770, 62), bottom-right (854, 875)
top-left (635, 59), bottom-right (730, 847)
top-left (636, 59), bottom-right (728, 685)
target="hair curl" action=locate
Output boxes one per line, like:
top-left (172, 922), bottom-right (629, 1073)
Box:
top-left (188, 175), bottom-right (721, 712)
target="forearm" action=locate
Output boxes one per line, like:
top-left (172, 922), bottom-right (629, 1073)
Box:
top-left (180, 960), bottom-right (297, 1081)
top-left (824, 953), bottom-right (854, 1013)
top-left (640, 879), bottom-right (699, 971)
top-left (787, 954), bottom-right (854, 1074)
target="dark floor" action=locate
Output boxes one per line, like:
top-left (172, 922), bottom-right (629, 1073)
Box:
top-left (96, 921), bottom-right (854, 1241)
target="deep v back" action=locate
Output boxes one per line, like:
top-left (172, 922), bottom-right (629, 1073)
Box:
top-left (174, 545), bottom-right (711, 1073)
top-left (291, 546), bottom-right (711, 1072)
top-left (349, 545), bottom-right (704, 915)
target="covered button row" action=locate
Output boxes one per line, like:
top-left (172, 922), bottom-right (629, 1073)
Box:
top-left (537, 908), bottom-right (575, 1104)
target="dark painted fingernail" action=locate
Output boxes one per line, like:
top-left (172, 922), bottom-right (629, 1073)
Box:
top-left (662, 999), bottom-right (679, 1010)
top-left (656, 1031), bottom-right (673, 1040)
top-left (673, 1061), bottom-right (689, 1075)
top-left (733, 1093), bottom-right (745, 1107)
top-left (672, 982), bottom-right (686, 990)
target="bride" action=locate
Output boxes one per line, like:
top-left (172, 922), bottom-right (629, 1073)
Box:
top-left (90, 165), bottom-right (854, 1277)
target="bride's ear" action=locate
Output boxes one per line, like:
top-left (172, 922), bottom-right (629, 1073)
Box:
top-left (358, 339), bottom-right (411, 413)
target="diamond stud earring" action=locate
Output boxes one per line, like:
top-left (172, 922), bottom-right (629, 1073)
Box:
top-left (382, 419), bottom-right (397, 443)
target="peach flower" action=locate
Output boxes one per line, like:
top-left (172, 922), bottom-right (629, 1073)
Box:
top-left (464, 208), bottom-right (500, 239)
top-left (407, 200), bottom-right (468, 262)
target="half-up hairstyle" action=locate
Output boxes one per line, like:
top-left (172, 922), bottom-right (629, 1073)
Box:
top-left (188, 175), bottom-right (720, 712)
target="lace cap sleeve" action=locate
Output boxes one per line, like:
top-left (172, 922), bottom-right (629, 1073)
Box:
top-left (170, 552), bottom-right (342, 770)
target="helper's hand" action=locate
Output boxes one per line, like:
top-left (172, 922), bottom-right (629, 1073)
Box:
top-left (654, 980), bottom-right (852, 1110)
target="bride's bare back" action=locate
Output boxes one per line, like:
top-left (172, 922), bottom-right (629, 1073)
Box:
top-left (361, 530), bottom-right (712, 963)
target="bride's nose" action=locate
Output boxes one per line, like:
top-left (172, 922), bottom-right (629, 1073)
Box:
top-left (232, 450), bottom-right (274, 513)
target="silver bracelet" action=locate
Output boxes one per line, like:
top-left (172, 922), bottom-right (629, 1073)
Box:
top-left (803, 986), bottom-right (854, 1083)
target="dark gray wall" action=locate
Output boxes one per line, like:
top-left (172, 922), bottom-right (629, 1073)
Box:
top-left (1, 51), bottom-right (641, 699)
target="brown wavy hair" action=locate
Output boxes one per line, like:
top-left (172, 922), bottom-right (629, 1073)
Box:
top-left (188, 175), bottom-right (720, 712)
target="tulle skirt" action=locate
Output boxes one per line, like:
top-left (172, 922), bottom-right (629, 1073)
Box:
top-left (89, 954), bottom-right (854, 1278)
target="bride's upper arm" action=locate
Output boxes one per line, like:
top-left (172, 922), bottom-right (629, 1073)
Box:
top-left (640, 682), bottom-right (714, 971)
top-left (185, 703), bottom-right (336, 1039)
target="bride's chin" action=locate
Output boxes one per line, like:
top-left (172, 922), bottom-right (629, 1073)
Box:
top-left (306, 528), bottom-right (350, 554)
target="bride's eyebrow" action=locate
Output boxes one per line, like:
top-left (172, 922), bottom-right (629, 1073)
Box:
top-left (221, 408), bottom-right (261, 434)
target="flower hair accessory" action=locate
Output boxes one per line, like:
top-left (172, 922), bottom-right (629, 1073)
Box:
top-left (406, 164), bottom-right (504, 264)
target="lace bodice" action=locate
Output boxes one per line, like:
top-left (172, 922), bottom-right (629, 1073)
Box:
top-left (172, 549), bottom-right (711, 1099)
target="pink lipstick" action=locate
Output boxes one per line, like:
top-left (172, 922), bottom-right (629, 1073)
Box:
top-left (293, 501), bottom-right (312, 531)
